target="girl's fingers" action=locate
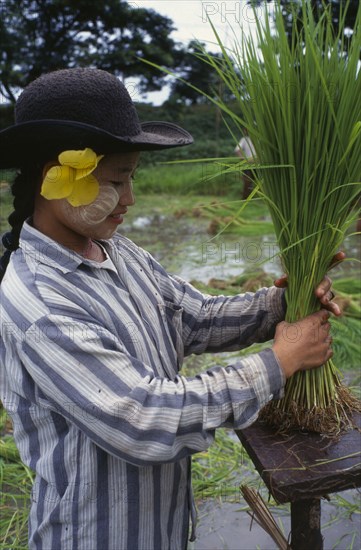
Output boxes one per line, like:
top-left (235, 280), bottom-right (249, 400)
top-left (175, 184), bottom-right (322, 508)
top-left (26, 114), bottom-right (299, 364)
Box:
top-left (324, 300), bottom-right (342, 317)
top-left (329, 251), bottom-right (346, 270)
top-left (274, 274), bottom-right (288, 288)
top-left (315, 275), bottom-right (332, 297)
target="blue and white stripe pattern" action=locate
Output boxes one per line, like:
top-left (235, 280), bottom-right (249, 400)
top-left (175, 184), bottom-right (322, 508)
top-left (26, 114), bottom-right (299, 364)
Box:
top-left (0, 221), bottom-right (286, 549)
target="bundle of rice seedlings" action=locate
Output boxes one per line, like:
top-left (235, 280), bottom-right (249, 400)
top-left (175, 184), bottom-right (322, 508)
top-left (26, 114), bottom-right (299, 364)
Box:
top-left (240, 485), bottom-right (290, 550)
top-left (192, 0), bottom-right (361, 434)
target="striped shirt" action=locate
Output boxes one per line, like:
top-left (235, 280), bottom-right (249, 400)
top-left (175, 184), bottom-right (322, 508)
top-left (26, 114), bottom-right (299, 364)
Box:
top-left (0, 220), bottom-right (286, 550)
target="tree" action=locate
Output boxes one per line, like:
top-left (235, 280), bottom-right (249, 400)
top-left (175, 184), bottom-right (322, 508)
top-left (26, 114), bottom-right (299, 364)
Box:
top-left (263, 0), bottom-right (359, 51)
top-left (169, 40), bottom-right (235, 105)
top-left (0, 0), bottom-right (181, 103)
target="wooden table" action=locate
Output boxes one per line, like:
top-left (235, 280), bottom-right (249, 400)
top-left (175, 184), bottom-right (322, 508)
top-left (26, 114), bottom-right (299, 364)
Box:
top-left (235, 412), bottom-right (361, 549)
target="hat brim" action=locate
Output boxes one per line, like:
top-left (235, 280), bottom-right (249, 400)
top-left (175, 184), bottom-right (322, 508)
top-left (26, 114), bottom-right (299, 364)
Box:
top-left (0, 119), bottom-right (193, 168)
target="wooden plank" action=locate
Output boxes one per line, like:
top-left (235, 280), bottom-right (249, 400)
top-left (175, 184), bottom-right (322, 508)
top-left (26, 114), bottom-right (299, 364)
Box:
top-left (235, 412), bottom-right (361, 504)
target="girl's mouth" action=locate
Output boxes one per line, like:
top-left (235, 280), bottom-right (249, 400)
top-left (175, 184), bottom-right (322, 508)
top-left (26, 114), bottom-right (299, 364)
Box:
top-left (108, 210), bottom-right (127, 223)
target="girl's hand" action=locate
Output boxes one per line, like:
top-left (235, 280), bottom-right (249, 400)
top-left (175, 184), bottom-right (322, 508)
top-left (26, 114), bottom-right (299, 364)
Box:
top-left (273, 310), bottom-right (333, 378)
top-left (274, 251), bottom-right (345, 317)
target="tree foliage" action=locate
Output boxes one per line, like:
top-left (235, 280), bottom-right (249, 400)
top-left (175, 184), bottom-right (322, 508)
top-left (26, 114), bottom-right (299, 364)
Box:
top-left (169, 40), bottom-right (237, 105)
top-left (264, 0), bottom-right (359, 50)
top-left (169, 41), bottom-right (219, 105)
top-left (0, 0), bottom-right (181, 103)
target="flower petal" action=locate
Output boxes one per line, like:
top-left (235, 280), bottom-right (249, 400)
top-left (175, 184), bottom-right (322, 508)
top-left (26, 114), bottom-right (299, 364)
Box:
top-left (59, 148), bottom-right (98, 170)
top-left (41, 165), bottom-right (74, 200)
top-left (76, 154), bottom-right (104, 180)
top-left (66, 174), bottom-right (100, 207)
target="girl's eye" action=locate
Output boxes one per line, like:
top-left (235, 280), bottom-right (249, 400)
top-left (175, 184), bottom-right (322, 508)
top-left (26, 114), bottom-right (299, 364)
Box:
top-left (110, 181), bottom-right (124, 187)
top-left (109, 177), bottom-right (135, 186)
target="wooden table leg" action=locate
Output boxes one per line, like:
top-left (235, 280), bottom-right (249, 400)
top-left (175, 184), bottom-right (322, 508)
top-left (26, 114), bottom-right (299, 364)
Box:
top-left (290, 499), bottom-right (323, 550)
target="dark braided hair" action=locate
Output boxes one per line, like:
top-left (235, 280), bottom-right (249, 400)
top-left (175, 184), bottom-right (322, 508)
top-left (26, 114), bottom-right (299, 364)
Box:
top-left (0, 165), bottom-right (42, 282)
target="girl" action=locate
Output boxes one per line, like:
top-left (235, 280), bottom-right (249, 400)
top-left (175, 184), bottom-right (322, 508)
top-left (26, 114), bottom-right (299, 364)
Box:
top-left (0, 68), bottom-right (337, 550)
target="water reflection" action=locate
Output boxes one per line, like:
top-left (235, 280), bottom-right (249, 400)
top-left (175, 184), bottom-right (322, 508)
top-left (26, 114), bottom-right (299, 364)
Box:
top-left (121, 214), bottom-right (360, 283)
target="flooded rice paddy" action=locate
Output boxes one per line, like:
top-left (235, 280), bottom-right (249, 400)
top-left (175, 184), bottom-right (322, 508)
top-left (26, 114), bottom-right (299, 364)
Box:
top-left (120, 207), bottom-right (361, 550)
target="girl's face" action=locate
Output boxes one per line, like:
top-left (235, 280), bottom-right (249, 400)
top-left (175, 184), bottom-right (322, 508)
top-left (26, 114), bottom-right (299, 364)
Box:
top-left (43, 152), bottom-right (139, 242)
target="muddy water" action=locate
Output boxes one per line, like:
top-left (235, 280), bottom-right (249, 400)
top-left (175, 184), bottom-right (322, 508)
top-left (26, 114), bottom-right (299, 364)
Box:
top-left (122, 212), bottom-right (360, 283)
top-left (123, 212), bottom-right (282, 281)
top-left (193, 492), bottom-right (361, 550)
top-left (120, 214), bottom-right (361, 550)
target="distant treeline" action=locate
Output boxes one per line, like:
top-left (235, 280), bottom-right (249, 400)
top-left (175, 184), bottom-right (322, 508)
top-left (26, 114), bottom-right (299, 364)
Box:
top-left (137, 101), bottom-right (242, 165)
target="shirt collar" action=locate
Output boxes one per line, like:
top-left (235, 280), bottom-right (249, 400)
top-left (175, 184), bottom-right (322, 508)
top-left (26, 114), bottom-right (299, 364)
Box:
top-left (19, 220), bottom-right (115, 274)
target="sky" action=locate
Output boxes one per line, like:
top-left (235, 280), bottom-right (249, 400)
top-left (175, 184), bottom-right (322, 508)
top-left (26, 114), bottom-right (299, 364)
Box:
top-left (130, 0), bottom-right (263, 104)
top-left (136, 0), bottom-right (251, 45)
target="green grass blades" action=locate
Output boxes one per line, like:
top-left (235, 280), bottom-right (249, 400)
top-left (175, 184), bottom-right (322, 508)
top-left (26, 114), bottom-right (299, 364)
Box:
top-left (0, 456), bottom-right (33, 549)
top-left (199, 0), bottom-right (361, 434)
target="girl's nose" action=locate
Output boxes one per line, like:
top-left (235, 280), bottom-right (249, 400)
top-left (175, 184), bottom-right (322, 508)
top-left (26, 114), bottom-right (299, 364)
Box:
top-left (119, 181), bottom-right (135, 206)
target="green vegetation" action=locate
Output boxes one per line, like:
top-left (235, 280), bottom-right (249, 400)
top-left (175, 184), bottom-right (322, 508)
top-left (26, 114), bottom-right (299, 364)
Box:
top-left (195, 0), bottom-right (361, 434)
top-left (0, 408), bottom-right (34, 549)
top-left (135, 161), bottom-right (241, 196)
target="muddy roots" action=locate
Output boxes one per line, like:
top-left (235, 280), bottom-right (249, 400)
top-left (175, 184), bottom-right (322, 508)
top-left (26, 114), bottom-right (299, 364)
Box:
top-left (259, 385), bottom-right (361, 437)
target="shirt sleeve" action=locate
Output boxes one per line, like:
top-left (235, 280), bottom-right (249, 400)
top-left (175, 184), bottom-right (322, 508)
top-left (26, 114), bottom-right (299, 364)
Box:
top-left (18, 313), bottom-right (285, 467)
top-left (147, 254), bottom-right (286, 356)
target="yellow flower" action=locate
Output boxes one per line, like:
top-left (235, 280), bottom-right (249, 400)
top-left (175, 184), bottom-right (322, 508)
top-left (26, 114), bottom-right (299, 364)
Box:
top-left (41, 148), bottom-right (104, 207)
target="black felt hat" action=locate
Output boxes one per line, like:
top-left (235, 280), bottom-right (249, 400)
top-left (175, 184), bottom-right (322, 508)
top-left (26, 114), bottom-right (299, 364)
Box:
top-left (0, 68), bottom-right (193, 168)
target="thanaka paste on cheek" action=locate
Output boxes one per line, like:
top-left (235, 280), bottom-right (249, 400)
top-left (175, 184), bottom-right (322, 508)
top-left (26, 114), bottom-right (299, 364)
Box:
top-left (62, 184), bottom-right (120, 229)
